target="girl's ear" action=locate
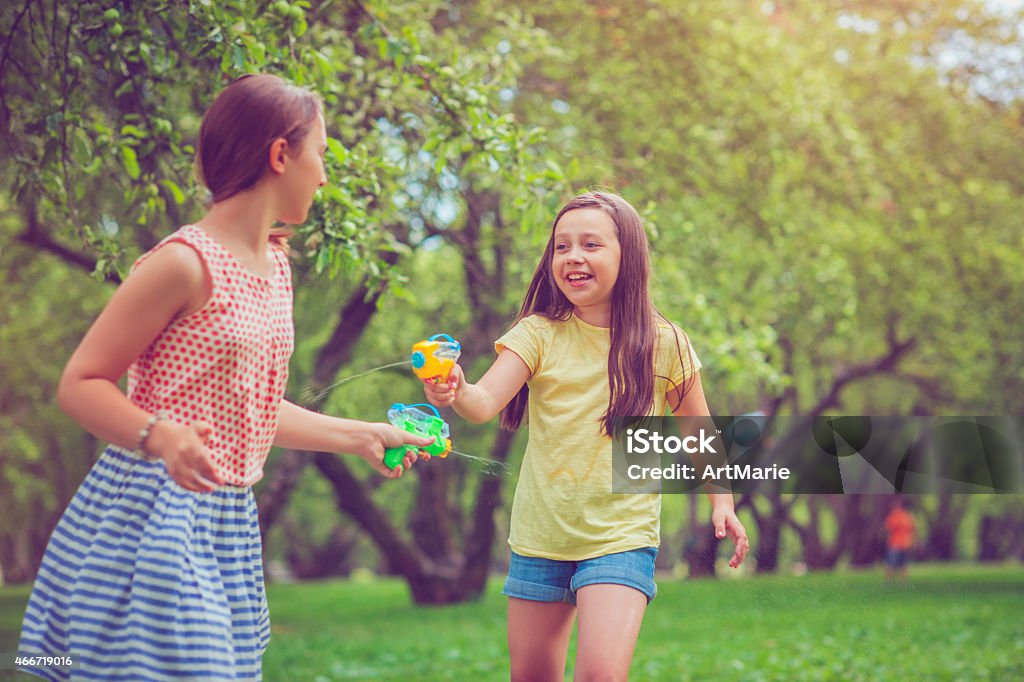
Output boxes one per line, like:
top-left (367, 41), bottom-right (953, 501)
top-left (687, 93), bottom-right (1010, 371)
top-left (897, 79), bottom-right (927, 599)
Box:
top-left (268, 138), bottom-right (288, 175)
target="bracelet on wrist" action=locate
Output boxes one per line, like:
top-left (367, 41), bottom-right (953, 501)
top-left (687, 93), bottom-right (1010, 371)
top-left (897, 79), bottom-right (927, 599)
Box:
top-left (137, 412), bottom-right (166, 460)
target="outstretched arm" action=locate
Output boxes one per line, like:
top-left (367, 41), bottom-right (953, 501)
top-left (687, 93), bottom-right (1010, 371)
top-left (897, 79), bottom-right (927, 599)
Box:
top-left (423, 349), bottom-right (531, 424)
top-left (668, 374), bottom-right (750, 569)
top-left (274, 400), bottom-right (433, 477)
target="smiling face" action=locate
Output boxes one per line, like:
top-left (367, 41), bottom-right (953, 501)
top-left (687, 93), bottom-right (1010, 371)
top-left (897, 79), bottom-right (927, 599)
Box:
top-left (551, 207), bottom-right (622, 326)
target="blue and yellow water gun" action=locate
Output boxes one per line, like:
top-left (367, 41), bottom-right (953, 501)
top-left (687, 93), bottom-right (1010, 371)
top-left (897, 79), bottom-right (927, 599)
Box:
top-left (410, 333), bottom-right (461, 384)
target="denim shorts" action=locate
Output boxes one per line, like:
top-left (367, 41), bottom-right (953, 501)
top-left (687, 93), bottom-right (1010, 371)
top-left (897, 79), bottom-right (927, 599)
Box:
top-left (502, 547), bottom-right (658, 605)
top-left (886, 548), bottom-right (908, 568)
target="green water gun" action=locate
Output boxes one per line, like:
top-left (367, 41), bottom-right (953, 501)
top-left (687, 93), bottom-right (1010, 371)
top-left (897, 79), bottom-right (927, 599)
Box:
top-left (383, 402), bottom-right (452, 470)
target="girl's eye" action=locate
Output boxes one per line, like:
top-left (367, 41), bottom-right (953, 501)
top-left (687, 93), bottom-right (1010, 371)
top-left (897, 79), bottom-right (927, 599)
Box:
top-left (586, 242), bottom-right (599, 248)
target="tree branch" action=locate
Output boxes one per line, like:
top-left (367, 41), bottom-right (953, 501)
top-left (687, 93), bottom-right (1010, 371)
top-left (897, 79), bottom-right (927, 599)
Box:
top-left (808, 331), bottom-right (917, 414)
top-left (18, 199), bottom-right (120, 284)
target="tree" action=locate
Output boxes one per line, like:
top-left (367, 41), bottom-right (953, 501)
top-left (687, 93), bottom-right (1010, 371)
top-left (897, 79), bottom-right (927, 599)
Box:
top-left (0, 209), bottom-right (106, 582)
top-left (977, 497), bottom-right (1024, 562)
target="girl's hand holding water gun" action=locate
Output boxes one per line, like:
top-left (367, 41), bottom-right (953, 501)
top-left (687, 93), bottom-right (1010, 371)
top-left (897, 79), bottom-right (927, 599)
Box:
top-left (423, 364), bottom-right (466, 408)
top-left (359, 422), bottom-right (434, 476)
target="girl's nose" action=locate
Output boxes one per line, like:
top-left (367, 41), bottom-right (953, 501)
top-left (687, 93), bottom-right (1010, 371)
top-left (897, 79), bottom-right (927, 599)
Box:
top-left (566, 249), bottom-right (585, 264)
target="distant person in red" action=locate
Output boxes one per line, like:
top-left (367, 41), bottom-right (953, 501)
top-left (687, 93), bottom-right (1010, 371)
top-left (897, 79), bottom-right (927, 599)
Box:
top-left (884, 498), bottom-right (916, 581)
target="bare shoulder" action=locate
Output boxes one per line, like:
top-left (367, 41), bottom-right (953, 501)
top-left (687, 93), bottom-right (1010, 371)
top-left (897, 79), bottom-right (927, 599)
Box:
top-left (134, 240), bottom-right (204, 281)
top-left (127, 239), bottom-right (210, 316)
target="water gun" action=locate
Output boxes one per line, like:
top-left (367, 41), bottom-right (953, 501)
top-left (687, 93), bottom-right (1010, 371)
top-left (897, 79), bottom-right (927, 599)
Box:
top-left (383, 402), bottom-right (452, 470)
top-left (410, 333), bottom-right (461, 384)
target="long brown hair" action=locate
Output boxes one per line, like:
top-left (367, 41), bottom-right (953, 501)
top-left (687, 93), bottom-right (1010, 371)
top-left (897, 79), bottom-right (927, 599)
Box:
top-left (500, 192), bottom-right (696, 437)
top-left (197, 74), bottom-right (323, 248)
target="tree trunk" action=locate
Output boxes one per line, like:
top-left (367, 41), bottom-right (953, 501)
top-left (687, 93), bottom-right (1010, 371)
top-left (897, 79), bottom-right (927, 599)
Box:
top-left (743, 492), bottom-right (789, 574)
top-left (411, 461), bottom-right (456, 564)
top-left (284, 523), bottom-right (359, 579)
top-left (683, 522), bottom-right (718, 579)
top-left (790, 495), bottom-right (844, 570)
top-left (923, 492), bottom-right (966, 561)
top-left (260, 188), bottom-right (517, 605)
top-left (977, 511), bottom-right (1024, 563)
top-left (313, 423), bottom-right (514, 604)
top-left (313, 451), bottom-right (457, 603)
top-left (655, 534), bottom-right (674, 572)
top-left (257, 275), bottom-right (390, 540)
top-left (0, 534), bottom-right (35, 585)
top-left (457, 429), bottom-right (515, 597)
top-left (977, 515), bottom-right (1002, 562)
top-left (847, 495), bottom-right (889, 568)
top-left (755, 520), bottom-right (780, 574)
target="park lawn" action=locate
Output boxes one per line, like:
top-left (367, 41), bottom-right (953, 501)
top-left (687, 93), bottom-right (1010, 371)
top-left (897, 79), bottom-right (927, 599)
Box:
top-left (0, 564), bottom-right (1021, 681)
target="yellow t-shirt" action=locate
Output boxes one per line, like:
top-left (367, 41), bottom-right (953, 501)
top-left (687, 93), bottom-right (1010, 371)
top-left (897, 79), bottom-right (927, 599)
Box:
top-left (495, 313), bottom-right (701, 560)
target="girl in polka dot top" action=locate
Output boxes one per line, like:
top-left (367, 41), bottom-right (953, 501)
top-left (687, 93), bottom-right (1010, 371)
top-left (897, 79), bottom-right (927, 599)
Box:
top-left (17, 75), bottom-right (433, 681)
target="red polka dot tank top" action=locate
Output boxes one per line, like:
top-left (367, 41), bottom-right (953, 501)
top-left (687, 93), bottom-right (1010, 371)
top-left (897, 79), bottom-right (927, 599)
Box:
top-left (127, 225), bottom-right (294, 486)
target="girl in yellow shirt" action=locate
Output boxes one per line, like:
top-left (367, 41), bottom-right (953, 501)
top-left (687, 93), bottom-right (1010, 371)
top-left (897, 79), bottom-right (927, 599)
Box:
top-left (424, 191), bottom-right (749, 680)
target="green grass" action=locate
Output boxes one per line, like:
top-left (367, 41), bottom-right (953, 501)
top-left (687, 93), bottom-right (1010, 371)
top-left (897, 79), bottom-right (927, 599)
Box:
top-left (1, 565), bottom-right (1021, 681)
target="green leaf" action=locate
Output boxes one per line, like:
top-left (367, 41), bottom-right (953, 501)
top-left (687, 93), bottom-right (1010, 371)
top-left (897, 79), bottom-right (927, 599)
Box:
top-left (159, 179), bottom-right (186, 205)
top-left (232, 43), bottom-right (245, 70)
top-left (120, 124), bottom-right (147, 139)
top-left (121, 146), bottom-right (140, 180)
top-left (315, 246), bottom-right (330, 274)
top-left (326, 138), bottom-right (348, 163)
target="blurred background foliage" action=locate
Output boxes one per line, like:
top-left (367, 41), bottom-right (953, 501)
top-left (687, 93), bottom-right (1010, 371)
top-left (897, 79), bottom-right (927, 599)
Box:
top-left (1, 0), bottom-right (1022, 598)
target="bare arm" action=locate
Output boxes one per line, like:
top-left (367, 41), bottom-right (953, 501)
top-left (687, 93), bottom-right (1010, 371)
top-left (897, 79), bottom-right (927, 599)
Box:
top-left (57, 242), bottom-right (223, 491)
top-left (668, 373), bottom-right (750, 568)
top-left (422, 349), bottom-right (532, 424)
top-left (274, 400), bottom-right (433, 477)
top-left (57, 242), bottom-right (204, 446)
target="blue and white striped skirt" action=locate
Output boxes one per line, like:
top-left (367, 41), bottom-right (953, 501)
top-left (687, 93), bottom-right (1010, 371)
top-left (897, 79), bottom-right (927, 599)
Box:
top-left (18, 446), bottom-right (269, 681)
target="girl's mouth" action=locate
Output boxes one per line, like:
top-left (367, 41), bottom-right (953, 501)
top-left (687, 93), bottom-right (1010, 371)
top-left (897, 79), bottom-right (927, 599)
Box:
top-left (566, 272), bottom-right (592, 288)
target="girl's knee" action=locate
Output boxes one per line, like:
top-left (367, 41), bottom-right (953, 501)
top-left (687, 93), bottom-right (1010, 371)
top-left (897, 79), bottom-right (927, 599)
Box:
top-left (572, 661), bottom-right (628, 682)
top-left (511, 656), bottom-right (566, 682)
top-left (573, 636), bottom-right (635, 682)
